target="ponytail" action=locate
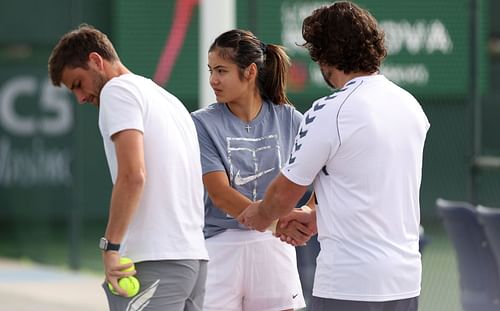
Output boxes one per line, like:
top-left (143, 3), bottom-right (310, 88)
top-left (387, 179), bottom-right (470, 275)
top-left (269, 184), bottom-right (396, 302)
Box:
top-left (259, 44), bottom-right (292, 105)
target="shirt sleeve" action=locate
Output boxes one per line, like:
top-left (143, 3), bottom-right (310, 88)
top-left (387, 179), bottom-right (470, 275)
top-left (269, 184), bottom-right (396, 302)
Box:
top-left (292, 108), bottom-right (303, 135)
top-left (99, 81), bottom-right (144, 139)
top-left (191, 114), bottom-right (226, 175)
top-left (282, 101), bottom-right (338, 186)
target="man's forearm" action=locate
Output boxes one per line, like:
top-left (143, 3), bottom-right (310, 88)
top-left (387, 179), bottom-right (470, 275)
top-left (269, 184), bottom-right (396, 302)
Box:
top-left (105, 175), bottom-right (145, 243)
top-left (259, 174), bottom-right (308, 220)
top-left (237, 173), bottom-right (309, 231)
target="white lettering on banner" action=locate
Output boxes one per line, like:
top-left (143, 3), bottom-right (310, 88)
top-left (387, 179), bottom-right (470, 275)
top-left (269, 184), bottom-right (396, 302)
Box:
top-left (40, 79), bottom-right (73, 135)
top-left (309, 62), bottom-right (430, 87)
top-left (0, 137), bottom-right (72, 186)
top-left (280, 1), bottom-right (454, 89)
top-left (281, 3), bottom-right (453, 57)
top-left (425, 20), bottom-right (454, 54)
top-left (381, 20), bottom-right (453, 55)
top-left (0, 76), bottom-right (37, 136)
top-left (0, 76), bottom-right (73, 136)
top-left (381, 64), bottom-right (429, 85)
top-left (0, 75), bottom-right (74, 187)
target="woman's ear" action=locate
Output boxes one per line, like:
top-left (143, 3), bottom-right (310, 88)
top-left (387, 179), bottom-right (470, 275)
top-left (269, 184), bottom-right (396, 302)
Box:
top-left (244, 63), bottom-right (258, 81)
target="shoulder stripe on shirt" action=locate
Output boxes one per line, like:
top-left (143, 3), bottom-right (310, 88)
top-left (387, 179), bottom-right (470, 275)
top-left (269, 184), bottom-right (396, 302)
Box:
top-left (305, 113), bottom-right (316, 124)
top-left (314, 102), bottom-right (326, 111)
top-left (287, 80), bottom-right (362, 166)
top-left (299, 128), bottom-right (308, 138)
top-left (335, 81), bottom-right (364, 146)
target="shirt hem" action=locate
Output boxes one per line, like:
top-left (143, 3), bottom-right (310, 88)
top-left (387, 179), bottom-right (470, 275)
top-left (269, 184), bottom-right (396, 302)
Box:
top-left (281, 169), bottom-right (311, 186)
top-left (123, 253), bottom-right (209, 263)
top-left (312, 289), bottom-right (421, 302)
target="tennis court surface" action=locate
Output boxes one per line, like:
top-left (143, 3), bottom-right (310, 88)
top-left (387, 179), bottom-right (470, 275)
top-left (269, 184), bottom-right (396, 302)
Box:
top-left (0, 257), bottom-right (107, 311)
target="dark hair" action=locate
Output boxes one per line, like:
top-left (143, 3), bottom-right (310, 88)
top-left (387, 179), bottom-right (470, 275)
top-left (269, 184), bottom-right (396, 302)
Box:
top-left (209, 29), bottom-right (291, 105)
top-left (301, 1), bottom-right (387, 73)
top-left (48, 24), bottom-right (119, 86)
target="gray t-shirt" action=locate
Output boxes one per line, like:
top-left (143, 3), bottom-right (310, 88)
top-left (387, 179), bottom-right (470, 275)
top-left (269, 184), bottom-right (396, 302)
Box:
top-left (191, 101), bottom-right (303, 238)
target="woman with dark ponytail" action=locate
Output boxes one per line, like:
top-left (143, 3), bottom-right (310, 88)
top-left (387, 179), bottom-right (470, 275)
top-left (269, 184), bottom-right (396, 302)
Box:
top-left (191, 29), bottom-right (314, 310)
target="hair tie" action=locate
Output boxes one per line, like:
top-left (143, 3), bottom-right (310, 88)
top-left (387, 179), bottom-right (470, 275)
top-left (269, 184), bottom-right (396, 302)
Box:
top-left (260, 41), bottom-right (267, 54)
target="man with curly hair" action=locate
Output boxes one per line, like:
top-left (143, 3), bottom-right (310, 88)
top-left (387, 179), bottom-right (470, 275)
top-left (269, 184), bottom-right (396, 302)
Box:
top-left (239, 2), bottom-right (429, 310)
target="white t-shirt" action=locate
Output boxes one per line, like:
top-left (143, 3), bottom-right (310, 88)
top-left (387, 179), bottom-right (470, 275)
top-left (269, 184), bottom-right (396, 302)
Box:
top-left (99, 73), bottom-right (208, 262)
top-left (283, 75), bottom-right (429, 301)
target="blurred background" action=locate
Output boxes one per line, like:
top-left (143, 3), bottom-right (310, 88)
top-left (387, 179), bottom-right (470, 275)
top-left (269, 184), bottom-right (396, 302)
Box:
top-left (1, 0), bottom-right (499, 310)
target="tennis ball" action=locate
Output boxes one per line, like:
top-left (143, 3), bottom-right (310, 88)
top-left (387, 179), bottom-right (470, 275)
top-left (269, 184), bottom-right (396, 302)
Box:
top-left (119, 257), bottom-right (135, 272)
top-left (108, 276), bottom-right (140, 297)
top-left (108, 281), bottom-right (117, 294)
top-left (108, 257), bottom-right (139, 297)
top-left (119, 276), bottom-right (140, 297)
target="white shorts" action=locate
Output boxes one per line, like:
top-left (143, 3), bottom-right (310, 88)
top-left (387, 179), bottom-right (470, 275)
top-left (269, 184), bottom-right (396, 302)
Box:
top-left (203, 229), bottom-right (306, 311)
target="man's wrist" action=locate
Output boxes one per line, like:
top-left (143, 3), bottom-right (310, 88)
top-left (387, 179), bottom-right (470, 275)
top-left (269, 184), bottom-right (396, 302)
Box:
top-left (99, 237), bottom-right (121, 252)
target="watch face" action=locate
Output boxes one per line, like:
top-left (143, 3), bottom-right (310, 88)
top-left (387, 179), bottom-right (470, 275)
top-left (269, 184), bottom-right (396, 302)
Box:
top-left (99, 237), bottom-right (107, 250)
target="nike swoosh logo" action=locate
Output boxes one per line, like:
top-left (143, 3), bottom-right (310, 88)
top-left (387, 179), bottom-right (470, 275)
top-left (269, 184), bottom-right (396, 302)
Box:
top-left (234, 168), bottom-right (274, 186)
top-left (292, 293), bottom-right (298, 299)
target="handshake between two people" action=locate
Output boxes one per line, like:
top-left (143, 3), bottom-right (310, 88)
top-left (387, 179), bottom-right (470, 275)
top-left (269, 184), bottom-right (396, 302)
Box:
top-left (237, 202), bottom-right (317, 247)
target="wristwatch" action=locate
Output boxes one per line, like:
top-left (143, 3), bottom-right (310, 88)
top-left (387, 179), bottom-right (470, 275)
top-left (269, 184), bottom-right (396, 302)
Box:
top-left (99, 237), bottom-right (120, 251)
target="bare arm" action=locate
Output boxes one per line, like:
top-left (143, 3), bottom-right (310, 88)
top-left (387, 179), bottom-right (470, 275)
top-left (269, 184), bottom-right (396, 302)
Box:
top-left (205, 171), bottom-right (310, 239)
top-left (260, 174), bottom-right (309, 221)
top-left (103, 129), bottom-right (145, 296)
top-left (203, 171), bottom-right (252, 218)
top-left (238, 173), bottom-right (308, 231)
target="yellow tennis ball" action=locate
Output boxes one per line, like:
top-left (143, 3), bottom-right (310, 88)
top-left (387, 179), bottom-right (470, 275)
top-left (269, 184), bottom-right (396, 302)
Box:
top-left (120, 257), bottom-right (135, 272)
top-left (107, 257), bottom-right (139, 296)
top-left (108, 282), bottom-right (119, 295)
top-left (119, 276), bottom-right (140, 297)
top-left (108, 276), bottom-right (140, 297)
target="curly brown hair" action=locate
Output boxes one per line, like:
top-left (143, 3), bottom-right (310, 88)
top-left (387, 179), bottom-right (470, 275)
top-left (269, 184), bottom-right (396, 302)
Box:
top-left (301, 1), bottom-right (387, 74)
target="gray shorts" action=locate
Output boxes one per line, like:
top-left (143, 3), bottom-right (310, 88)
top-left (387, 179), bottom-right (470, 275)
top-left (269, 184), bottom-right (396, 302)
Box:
top-left (103, 259), bottom-right (208, 311)
top-left (311, 296), bottom-right (419, 311)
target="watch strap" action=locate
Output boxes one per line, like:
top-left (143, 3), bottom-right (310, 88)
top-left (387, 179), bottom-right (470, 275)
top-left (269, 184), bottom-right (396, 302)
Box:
top-left (99, 237), bottom-right (120, 251)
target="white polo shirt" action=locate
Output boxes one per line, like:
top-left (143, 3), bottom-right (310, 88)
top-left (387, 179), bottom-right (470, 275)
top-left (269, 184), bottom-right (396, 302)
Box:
top-left (283, 74), bottom-right (429, 301)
